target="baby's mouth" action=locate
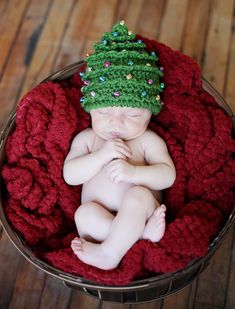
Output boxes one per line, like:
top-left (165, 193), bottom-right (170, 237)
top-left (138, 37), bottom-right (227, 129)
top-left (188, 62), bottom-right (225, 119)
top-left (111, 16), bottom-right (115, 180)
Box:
top-left (110, 132), bottom-right (122, 138)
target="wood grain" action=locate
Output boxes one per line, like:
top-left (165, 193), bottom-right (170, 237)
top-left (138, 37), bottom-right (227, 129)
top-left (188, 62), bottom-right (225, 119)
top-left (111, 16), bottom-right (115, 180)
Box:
top-left (182, 0), bottom-right (210, 63)
top-left (0, 0), bottom-right (29, 76)
top-left (0, 0), bottom-right (51, 128)
top-left (158, 0), bottom-right (189, 49)
top-left (202, 0), bottom-right (234, 93)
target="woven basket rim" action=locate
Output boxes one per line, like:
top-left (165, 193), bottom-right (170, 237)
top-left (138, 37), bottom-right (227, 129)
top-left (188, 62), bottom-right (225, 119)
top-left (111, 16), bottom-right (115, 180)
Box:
top-left (0, 61), bottom-right (234, 292)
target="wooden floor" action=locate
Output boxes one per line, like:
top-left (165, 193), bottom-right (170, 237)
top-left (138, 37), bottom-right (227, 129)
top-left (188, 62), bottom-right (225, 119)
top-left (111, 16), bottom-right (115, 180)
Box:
top-left (0, 0), bottom-right (235, 308)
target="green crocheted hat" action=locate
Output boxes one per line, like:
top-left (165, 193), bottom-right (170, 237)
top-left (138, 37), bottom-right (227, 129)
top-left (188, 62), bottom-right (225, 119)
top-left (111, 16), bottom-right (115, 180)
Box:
top-left (80, 21), bottom-right (164, 114)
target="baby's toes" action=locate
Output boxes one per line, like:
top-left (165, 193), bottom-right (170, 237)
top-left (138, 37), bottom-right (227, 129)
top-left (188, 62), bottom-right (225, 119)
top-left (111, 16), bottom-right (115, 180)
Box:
top-left (71, 238), bottom-right (83, 250)
top-left (154, 207), bottom-right (161, 216)
top-left (154, 208), bottom-right (165, 218)
top-left (72, 237), bottom-right (80, 243)
top-left (160, 204), bottom-right (166, 212)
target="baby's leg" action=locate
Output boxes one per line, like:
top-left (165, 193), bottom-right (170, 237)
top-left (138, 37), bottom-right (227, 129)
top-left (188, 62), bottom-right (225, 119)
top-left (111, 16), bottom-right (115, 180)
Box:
top-left (74, 202), bottom-right (114, 242)
top-left (72, 186), bottom-right (157, 270)
top-left (73, 201), bottom-right (166, 243)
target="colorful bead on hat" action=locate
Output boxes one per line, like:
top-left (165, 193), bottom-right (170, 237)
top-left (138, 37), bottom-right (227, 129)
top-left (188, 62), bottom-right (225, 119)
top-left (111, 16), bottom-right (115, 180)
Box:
top-left (80, 21), bottom-right (164, 114)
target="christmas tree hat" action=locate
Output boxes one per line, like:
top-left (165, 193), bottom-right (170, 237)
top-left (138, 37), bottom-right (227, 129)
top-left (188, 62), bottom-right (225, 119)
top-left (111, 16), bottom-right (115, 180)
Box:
top-left (80, 21), bottom-right (164, 114)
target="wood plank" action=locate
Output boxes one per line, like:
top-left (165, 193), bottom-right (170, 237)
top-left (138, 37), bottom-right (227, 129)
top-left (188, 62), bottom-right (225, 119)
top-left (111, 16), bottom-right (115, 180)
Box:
top-left (162, 281), bottom-right (197, 309)
top-left (194, 227), bottom-right (234, 308)
top-left (202, 0), bottom-right (234, 94)
top-left (9, 259), bottom-right (46, 308)
top-left (18, 0), bottom-right (75, 99)
top-left (0, 0), bottom-right (29, 77)
top-left (54, 0), bottom-right (120, 70)
top-left (102, 301), bottom-right (130, 309)
top-left (130, 300), bottom-right (162, 309)
top-left (158, 0), bottom-right (189, 50)
top-left (38, 276), bottom-right (72, 309)
top-left (224, 7), bottom-right (235, 112)
top-left (135, 0), bottom-right (165, 39)
top-left (113, 0), bottom-right (144, 33)
top-left (51, 0), bottom-right (100, 70)
top-left (182, 0), bottom-right (210, 63)
top-left (225, 227), bottom-right (235, 309)
top-left (0, 0), bottom-right (52, 129)
top-left (69, 289), bottom-right (101, 309)
top-left (0, 233), bottom-right (22, 309)
top-left (77, 0), bottom-right (118, 58)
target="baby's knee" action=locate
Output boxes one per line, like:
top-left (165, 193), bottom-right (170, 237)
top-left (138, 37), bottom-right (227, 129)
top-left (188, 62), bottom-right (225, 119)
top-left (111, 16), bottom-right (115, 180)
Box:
top-left (74, 202), bottom-right (96, 228)
top-left (124, 186), bottom-right (155, 211)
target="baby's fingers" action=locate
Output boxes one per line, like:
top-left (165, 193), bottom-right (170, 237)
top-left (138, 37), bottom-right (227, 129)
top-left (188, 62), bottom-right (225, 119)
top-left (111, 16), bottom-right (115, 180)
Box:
top-left (106, 162), bottom-right (119, 176)
top-left (117, 146), bottom-right (132, 158)
top-left (114, 139), bottom-right (132, 154)
top-left (109, 169), bottom-right (122, 184)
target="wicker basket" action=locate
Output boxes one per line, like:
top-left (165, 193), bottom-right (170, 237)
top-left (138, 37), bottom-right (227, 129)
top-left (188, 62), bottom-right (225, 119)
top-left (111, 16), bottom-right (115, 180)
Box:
top-left (0, 61), bottom-right (234, 304)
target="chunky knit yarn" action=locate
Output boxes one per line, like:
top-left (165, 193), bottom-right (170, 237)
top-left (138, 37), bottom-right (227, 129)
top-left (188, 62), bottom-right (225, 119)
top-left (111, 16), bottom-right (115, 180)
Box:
top-left (80, 21), bottom-right (164, 114)
top-left (1, 36), bottom-right (235, 286)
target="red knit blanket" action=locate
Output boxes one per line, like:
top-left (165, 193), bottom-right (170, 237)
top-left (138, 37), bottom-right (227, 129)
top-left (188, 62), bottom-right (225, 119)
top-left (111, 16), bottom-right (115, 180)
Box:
top-left (2, 37), bottom-right (235, 285)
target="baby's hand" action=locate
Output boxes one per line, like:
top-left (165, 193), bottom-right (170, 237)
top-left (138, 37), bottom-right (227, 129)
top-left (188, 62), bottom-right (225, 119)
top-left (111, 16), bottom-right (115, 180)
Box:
top-left (98, 139), bottom-right (132, 163)
top-left (106, 159), bottom-right (136, 184)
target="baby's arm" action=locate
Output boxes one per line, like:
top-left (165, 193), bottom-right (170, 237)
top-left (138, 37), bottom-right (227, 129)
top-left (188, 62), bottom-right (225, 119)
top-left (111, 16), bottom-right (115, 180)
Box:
top-left (133, 130), bottom-right (176, 190)
top-left (63, 129), bottom-right (131, 185)
top-left (105, 130), bottom-right (176, 190)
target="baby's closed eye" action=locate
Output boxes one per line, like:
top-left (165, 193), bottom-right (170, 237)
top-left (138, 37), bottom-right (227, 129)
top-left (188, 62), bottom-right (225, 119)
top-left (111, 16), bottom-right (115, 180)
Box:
top-left (126, 113), bottom-right (141, 118)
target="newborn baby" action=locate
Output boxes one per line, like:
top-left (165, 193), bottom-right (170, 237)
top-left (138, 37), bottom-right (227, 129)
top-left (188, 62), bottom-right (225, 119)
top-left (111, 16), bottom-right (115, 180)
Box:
top-left (63, 21), bottom-right (176, 270)
top-left (63, 106), bottom-right (176, 270)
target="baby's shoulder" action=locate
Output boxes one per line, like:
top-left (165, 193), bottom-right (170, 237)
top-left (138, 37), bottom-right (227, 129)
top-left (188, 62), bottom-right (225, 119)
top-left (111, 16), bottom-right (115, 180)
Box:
top-left (141, 129), bottom-right (165, 144)
top-left (71, 127), bottom-right (95, 146)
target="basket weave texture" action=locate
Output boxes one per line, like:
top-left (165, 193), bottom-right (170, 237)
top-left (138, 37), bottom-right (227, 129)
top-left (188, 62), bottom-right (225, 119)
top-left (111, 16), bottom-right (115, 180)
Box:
top-left (1, 36), bottom-right (235, 285)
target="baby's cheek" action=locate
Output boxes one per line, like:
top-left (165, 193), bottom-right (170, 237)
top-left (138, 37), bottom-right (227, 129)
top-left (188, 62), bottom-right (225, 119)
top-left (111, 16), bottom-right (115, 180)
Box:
top-left (128, 122), bottom-right (145, 136)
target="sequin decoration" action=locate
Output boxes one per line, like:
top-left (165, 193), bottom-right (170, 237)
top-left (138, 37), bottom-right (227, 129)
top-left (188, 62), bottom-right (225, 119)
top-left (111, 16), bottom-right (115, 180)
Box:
top-left (112, 31), bottom-right (118, 37)
top-left (99, 76), bottom-right (106, 82)
top-left (104, 61), bottom-right (111, 68)
top-left (126, 74), bottom-right (132, 80)
top-left (90, 91), bottom-right (96, 97)
top-left (113, 91), bottom-right (121, 97)
top-left (147, 79), bottom-right (153, 85)
top-left (83, 80), bottom-right (89, 86)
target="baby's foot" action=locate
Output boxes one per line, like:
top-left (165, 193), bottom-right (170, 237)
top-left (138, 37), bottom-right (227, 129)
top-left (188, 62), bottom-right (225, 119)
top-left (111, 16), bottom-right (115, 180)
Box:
top-left (142, 204), bottom-right (166, 242)
top-left (71, 237), bottom-right (121, 270)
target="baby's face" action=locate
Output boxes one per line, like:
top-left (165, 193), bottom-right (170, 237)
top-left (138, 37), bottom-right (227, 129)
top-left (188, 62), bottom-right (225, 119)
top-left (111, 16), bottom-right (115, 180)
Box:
top-left (90, 106), bottom-right (152, 140)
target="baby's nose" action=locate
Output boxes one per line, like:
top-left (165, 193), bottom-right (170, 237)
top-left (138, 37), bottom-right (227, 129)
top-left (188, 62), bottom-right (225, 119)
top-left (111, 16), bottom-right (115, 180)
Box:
top-left (110, 115), bottom-right (124, 125)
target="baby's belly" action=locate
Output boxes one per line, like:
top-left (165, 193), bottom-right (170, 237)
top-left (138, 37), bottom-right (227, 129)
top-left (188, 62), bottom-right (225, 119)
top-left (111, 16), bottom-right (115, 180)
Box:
top-left (81, 166), bottom-right (133, 211)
